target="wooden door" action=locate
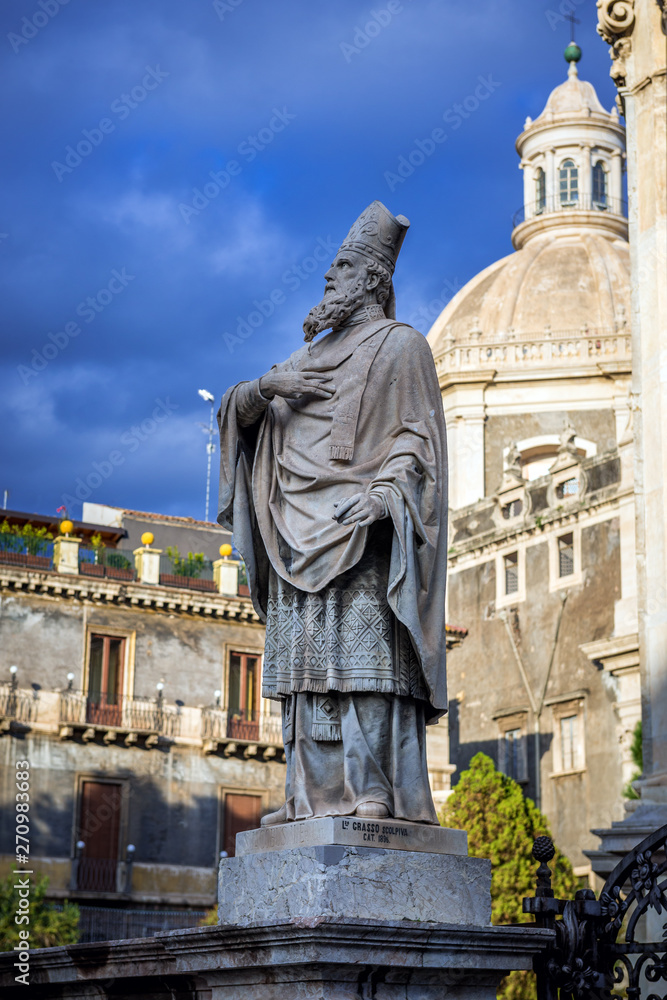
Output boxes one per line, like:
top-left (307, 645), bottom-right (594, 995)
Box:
top-left (77, 781), bottom-right (122, 891)
top-left (223, 793), bottom-right (262, 857)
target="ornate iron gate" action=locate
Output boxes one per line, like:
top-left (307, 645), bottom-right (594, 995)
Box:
top-left (524, 825), bottom-right (667, 999)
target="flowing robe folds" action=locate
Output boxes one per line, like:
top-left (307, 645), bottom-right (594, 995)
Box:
top-left (217, 318), bottom-right (449, 822)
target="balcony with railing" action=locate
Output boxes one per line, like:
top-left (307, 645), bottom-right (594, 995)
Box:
top-left (0, 534), bottom-right (53, 571)
top-left (201, 706), bottom-right (283, 758)
top-left (78, 547), bottom-right (135, 581)
top-left (2, 675), bottom-right (281, 757)
top-left (0, 529), bottom-right (252, 602)
top-left (59, 690), bottom-right (181, 742)
top-left (158, 552), bottom-right (217, 592)
top-left (512, 193), bottom-right (628, 229)
top-left (433, 323), bottom-right (631, 379)
top-left (0, 681), bottom-right (39, 729)
top-left (70, 843), bottom-right (135, 895)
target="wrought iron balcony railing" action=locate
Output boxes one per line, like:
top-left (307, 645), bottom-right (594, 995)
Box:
top-left (512, 194), bottom-right (628, 228)
top-left (74, 857), bottom-right (121, 893)
top-left (158, 553), bottom-right (217, 592)
top-left (70, 848), bottom-right (134, 894)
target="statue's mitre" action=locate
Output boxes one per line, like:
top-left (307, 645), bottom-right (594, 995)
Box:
top-left (338, 201), bottom-right (410, 275)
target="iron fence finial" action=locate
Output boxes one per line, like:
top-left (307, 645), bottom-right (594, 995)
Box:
top-left (533, 835), bottom-right (555, 898)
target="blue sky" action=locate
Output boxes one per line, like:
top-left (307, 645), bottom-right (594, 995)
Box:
top-left (1, 0), bottom-right (617, 523)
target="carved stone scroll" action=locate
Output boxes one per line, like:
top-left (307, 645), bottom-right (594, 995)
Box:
top-left (597, 0), bottom-right (636, 45)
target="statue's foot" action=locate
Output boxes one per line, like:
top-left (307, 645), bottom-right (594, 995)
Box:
top-left (355, 801), bottom-right (390, 819)
top-left (260, 803), bottom-right (289, 827)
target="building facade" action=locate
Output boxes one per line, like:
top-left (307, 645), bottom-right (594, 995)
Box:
top-left (0, 505), bottom-right (285, 938)
top-left (0, 502), bottom-right (462, 937)
top-left (428, 50), bottom-right (641, 878)
top-left (588, 0), bottom-right (667, 876)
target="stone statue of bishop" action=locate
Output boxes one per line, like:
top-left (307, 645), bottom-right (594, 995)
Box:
top-left (218, 201), bottom-right (449, 825)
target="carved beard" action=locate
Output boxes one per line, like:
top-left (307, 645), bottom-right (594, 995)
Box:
top-left (302, 277), bottom-right (368, 343)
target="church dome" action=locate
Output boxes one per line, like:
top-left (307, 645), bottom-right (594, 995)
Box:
top-left (428, 50), bottom-right (629, 361)
top-left (426, 47), bottom-right (631, 513)
top-left (427, 231), bottom-right (630, 353)
top-left (536, 62), bottom-right (608, 119)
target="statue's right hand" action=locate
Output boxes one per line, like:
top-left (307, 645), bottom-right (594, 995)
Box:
top-left (259, 371), bottom-right (336, 400)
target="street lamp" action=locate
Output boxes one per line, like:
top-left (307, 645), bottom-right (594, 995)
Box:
top-left (198, 389), bottom-right (216, 522)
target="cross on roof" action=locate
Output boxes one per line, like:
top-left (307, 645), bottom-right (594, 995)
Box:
top-left (566, 11), bottom-right (581, 41)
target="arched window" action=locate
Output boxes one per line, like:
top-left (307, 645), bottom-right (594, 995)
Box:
top-left (535, 167), bottom-right (546, 214)
top-left (559, 159), bottom-right (579, 206)
top-left (592, 160), bottom-right (607, 209)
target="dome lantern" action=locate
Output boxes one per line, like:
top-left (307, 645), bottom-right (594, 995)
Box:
top-left (426, 44), bottom-right (631, 513)
top-left (512, 45), bottom-right (627, 251)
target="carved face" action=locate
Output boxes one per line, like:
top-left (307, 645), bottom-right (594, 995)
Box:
top-left (323, 251), bottom-right (370, 299)
top-left (302, 251), bottom-right (381, 342)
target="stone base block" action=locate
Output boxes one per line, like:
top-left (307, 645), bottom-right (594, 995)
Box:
top-left (218, 845), bottom-right (491, 926)
top-left (237, 816), bottom-right (468, 856)
top-left (0, 918), bottom-right (554, 999)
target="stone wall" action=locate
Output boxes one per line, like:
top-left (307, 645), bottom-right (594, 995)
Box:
top-left (446, 449), bottom-right (634, 872)
top-left (484, 408), bottom-right (617, 496)
top-left (0, 565), bottom-right (285, 912)
top-left (0, 591), bottom-right (266, 702)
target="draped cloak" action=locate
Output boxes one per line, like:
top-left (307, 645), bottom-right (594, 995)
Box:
top-left (217, 318), bottom-right (449, 721)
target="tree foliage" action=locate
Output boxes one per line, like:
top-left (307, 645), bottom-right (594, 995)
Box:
top-left (625, 719), bottom-right (643, 799)
top-left (0, 870), bottom-right (79, 951)
top-left (440, 752), bottom-right (578, 1000)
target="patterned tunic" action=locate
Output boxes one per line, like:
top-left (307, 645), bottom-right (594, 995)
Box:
top-left (262, 522), bottom-right (428, 705)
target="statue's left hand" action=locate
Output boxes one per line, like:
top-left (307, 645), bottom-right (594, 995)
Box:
top-left (333, 493), bottom-right (385, 527)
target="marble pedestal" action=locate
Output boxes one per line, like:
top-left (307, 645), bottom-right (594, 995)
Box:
top-left (222, 818), bottom-right (480, 924)
top-left (0, 821), bottom-right (553, 998)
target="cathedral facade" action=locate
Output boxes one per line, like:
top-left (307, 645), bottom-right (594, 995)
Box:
top-left (428, 48), bottom-right (639, 878)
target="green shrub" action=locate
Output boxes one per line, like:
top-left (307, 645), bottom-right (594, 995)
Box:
top-left (440, 752), bottom-right (578, 1000)
top-left (624, 719), bottom-right (643, 799)
top-left (166, 546), bottom-right (205, 578)
top-left (0, 869), bottom-right (79, 951)
top-left (0, 521), bottom-right (54, 557)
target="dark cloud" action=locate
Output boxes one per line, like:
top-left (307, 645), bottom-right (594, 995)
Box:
top-left (1, 0), bottom-right (617, 520)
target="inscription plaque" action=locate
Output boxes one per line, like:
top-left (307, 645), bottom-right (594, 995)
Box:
top-left (236, 816), bottom-right (467, 857)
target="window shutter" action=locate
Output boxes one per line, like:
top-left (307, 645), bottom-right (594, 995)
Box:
top-left (517, 734), bottom-right (528, 783)
top-left (497, 734), bottom-right (506, 775)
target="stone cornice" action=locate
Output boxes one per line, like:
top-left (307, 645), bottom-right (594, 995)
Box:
top-left (516, 112), bottom-right (626, 150)
top-left (512, 208), bottom-right (629, 250)
top-left (0, 917), bottom-right (553, 987)
top-left (449, 482), bottom-right (629, 564)
top-left (433, 329), bottom-right (631, 387)
top-left (580, 633), bottom-right (639, 672)
top-left (0, 564), bottom-right (262, 623)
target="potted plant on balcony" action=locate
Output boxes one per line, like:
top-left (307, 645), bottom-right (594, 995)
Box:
top-left (162, 547), bottom-right (216, 591)
top-left (0, 520), bottom-right (53, 569)
top-left (79, 534), bottom-right (134, 580)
